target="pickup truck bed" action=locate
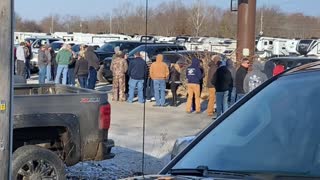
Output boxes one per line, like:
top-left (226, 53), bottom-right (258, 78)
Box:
top-left (13, 84), bottom-right (114, 166)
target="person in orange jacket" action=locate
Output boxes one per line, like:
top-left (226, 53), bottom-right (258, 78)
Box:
top-left (150, 54), bottom-right (169, 107)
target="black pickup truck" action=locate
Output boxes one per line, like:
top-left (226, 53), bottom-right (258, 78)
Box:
top-left (12, 84), bottom-right (114, 179)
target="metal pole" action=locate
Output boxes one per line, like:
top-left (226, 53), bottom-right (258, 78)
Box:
top-left (236, 0), bottom-right (256, 62)
top-left (0, 0), bottom-right (14, 179)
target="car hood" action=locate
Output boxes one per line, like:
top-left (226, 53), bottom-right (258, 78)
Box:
top-left (121, 174), bottom-right (248, 180)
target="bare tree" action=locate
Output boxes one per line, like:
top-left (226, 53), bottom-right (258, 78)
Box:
top-left (189, 0), bottom-right (208, 37)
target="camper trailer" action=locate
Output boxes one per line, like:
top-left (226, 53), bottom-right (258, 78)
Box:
top-left (296, 39), bottom-right (320, 57)
top-left (256, 36), bottom-right (290, 57)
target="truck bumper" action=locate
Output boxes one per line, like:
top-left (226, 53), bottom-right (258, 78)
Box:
top-left (94, 139), bottom-right (115, 161)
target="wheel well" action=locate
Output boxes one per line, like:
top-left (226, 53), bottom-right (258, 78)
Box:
top-left (13, 126), bottom-right (68, 152)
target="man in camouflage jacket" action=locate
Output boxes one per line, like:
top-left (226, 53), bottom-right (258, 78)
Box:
top-left (110, 51), bottom-right (128, 101)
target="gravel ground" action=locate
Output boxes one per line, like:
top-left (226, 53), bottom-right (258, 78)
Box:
top-left (27, 76), bottom-right (213, 179)
top-left (66, 146), bottom-right (167, 180)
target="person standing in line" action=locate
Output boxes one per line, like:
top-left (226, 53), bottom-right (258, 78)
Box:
top-left (211, 60), bottom-right (233, 118)
top-left (49, 46), bottom-right (57, 81)
top-left (38, 45), bottom-right (48, 84)
top-left (141, 51), bottom-right (154, 102)
top-left (16, 42), bottom-right (27, 77)
top-left (25, 41), bottom-right (32, 79)
top-left (235, 58), bottom-right (250, 101)
top-left (263, 60), bottom-right (275, 79)
top-left (67, 45), bottom-right (77, 86)
top-left (186, 58), bottom-right (203, 113)
top-left (169, 63), bottom-right (181, 107)
top-left (150, 54), bottom-right (169, 107)
top-left (243, 61), bottom-right (268, 93)
top-left (55, 44), bottom-right (73, 85)
top-left (226, 58), bottom-right (236, 105)
top-left (85, 46), bottom-right (100, 89)
top-left (191, 61), bottom-right (204, 112)
top-left (45, 45), bottom-right (52, 83)
top-left (127, 52), bottom-right (147, 103)
top-left (206, 55), bottom-right (220, 116)
top-left (273, 61), bottom-right (285, 76)
top-left (74, 50), bottom-right (89, 88)
top-left (111, 51), bottom-right (128, 101)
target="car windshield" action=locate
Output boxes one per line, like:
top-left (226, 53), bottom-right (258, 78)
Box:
top-left (98, 42), bottom-right (121, 52)
top-left (128, 45), bottom-right (148, 57)
top-left (50, 42), bottom-right (63, 51)
top-left (172, 71), bottom-right (320, 177)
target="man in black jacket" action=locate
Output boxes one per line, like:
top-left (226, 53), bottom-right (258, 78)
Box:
top-left (235, 58), bottom-right (250, 101)
top-left (212, 61), bottom-right (233, 117)
top-left (127, 52), bottom-right (147, 103)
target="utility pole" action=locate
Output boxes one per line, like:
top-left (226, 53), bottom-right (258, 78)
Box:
top-left (260, 10), bottom-right (264, 36)
top-left (51, 15), bottom-right (54, 34)
top-left (236, 0), bottom-right (257, 62)
top-left (109, 13), bottom-right (112, 34)
top-left (0, 0), bottom-right (14, 179)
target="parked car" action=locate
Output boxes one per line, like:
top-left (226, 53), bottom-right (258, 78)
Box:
top-left (95, 40), bottom-right (148, 63)
top-left (267, 56), bottom-right (320, 69)
top-left (12, 84), bottom-right (114, 179)
top-left (128, 61), bottom-right (320, 179)
top-left (99, 44), bottom-right (187, 82)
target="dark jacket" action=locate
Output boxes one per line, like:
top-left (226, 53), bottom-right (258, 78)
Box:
top-left (226, 59), bottom-right (236, 87)
top-left (186, 58), bottom-right (203, 84)
top-left (264, 60), bottom-right (275, 79)
top-left (68, 58), bottom-right (76, 69)
top-left (169, 65), bottom-right (180, 83)
top-left (207, 61), bottom-right (218, 88)
top-left (74, 58), bottom-right (89, 77)
top-left (127, 57), bottom-right (147, 80)
top-left (211, 66), bottom-right (233, 92)
top-left (85, 46), bottom-right (100, 70)
top-left (235, 65), bottom-right (248, 94)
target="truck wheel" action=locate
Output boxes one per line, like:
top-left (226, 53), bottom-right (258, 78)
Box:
top-left (12, 145), bottom-right (66, 180)
top-left (97, 65), bottom-right (107, 83)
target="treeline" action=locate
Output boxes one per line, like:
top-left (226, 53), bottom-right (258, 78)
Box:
top-left (15, 0), bottom-right (320, 39)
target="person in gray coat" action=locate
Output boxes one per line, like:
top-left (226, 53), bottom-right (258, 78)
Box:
top-left (243, 61), bottom-right (268, 93)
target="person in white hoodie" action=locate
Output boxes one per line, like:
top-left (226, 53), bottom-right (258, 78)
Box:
top-left (16, 42), bottom-right (27, 77)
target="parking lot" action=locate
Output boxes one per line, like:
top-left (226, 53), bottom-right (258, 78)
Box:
top-left (27, 77), bottom-right (213, 179)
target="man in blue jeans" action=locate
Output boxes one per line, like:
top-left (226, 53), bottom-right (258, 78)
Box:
top-left (127, 52), bottom-right (147, 103)
top-left (85, 46), bottom-right (100, 89)
top-left (150, 54), bottom-right (169, 107)
top-left (211, 61), bottom-right (233, 117)
top-left (38, 45), bottom-right (48, 84)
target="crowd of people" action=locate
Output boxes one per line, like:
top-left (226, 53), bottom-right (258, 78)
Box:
top-left (109, 47), bottom-right (274, 119)
top-left (15, 41), bottom-right (281, 118)
top-left (14, 42), bottom-right (100, 89)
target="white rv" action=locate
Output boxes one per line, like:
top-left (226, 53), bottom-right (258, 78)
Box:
top-left (296, 39), bottom-right (320, 57)
top-left (256, 36), bottom-right (290, 57)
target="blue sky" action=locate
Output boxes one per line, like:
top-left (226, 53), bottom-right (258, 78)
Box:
top-left (15, 0), bottom-right (320, 21)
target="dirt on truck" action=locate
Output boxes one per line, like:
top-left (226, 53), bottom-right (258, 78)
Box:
top-left (12, 84), bottom-right (114, 179)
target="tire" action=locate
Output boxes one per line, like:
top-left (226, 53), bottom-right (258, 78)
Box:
top-left (12, 145), bottom-right (66, 180)
top-left (97, 64), bottom-right (107, 82)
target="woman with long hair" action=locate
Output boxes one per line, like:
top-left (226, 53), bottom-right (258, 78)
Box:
top-left (169, 63), bottom-right (181, 106)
